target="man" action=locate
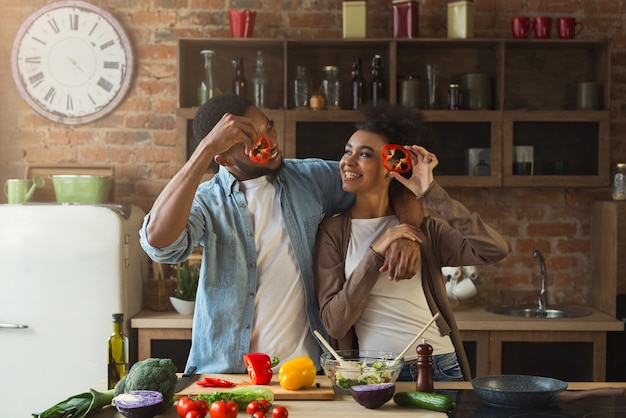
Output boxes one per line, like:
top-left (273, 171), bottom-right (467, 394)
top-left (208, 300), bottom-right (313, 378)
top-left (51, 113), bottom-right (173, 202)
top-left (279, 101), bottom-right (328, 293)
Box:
top-left (140, 94), bottom-right (421, 373)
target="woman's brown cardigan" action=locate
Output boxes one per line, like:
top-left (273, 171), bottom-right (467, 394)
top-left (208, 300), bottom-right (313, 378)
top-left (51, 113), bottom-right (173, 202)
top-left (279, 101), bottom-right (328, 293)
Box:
top-left (314, 182), bottom-right (511, 380)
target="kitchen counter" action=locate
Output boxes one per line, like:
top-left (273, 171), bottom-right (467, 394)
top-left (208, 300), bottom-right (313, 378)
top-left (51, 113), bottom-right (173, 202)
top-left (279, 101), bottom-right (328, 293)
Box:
top-left (131, 306), bottom-right (623, 381)
top-left (89, 380), bottom-right (626, 418)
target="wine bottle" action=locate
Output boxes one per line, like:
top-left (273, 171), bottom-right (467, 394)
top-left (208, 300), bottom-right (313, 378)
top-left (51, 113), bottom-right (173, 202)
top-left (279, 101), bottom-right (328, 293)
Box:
top-left (351, 57), bottom-right (366, 110)
top-left (233, 57), bottom-right (248, 97)
top-left (371, 55), bottom-right (385, 105)
top-left (108, 313), bottom-right (129, 389)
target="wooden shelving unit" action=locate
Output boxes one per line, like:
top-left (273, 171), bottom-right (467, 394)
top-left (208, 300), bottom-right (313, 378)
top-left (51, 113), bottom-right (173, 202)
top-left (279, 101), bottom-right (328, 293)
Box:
top-left (175, 38), bottom-right (610, 188)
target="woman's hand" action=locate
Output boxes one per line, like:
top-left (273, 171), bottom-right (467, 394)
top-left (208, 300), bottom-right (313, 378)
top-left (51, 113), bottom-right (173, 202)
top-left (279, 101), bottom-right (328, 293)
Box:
top-left (390, 145), bottom-right (438, 196)
top-left (371, 223), bottom-right (422, 257)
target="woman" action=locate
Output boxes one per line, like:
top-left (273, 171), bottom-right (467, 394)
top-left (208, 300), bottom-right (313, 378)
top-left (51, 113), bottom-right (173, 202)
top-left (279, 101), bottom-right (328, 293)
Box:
top-left (314, 103), bottom-right (510, 381)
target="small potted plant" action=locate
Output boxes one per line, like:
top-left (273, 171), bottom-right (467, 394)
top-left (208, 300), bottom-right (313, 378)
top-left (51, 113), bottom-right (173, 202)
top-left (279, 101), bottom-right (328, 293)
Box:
top-left (169, 263), bottom-right (199, 315)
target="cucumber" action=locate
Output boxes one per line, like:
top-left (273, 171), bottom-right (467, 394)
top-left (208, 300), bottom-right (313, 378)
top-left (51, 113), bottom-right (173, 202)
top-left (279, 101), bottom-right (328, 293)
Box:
top-left (393, 391), bottom-right (455, 412)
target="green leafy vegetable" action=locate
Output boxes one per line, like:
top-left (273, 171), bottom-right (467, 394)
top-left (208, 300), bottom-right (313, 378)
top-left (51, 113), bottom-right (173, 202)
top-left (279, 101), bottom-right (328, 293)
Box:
top-left (336, 361), bottom-right (394, 389)
top-left (197, 386), bottom-right (274, 410)
top-left (32, 388), bottom-right (114, 418)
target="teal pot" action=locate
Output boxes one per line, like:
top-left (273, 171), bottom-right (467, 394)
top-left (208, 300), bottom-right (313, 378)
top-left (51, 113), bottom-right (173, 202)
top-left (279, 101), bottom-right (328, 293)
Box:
top-left (50, 175), bottom-right (113, 204)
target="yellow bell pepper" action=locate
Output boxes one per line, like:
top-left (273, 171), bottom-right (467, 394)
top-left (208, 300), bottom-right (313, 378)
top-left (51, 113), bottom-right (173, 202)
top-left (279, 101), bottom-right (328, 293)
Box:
top-left (278, 356), bottom-right (317, 390)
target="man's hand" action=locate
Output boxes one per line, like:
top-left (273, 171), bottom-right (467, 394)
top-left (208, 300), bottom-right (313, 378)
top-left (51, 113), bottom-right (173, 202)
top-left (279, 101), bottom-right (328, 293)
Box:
top-left (380, 237), bottom-right (423, 281)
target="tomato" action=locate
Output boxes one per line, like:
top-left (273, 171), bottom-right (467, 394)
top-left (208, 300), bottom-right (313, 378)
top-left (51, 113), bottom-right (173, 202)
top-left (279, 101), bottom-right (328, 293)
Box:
top-left (177, 396), bottom-right (209, 418)
top-left (272, 406), bottom-right (289, 418)
top-left (249, 134), bottom-right (271, 163)
top-left (247, 399), bottom-right (271, 415)
top-left (177, 396), bottom-right (198, 417)
top-left (196, 399), bottom-right (209, 417)
top-left (209, 400), bottom-right (238, 418)
top-left (252, 412), bottom-right (267, 418)
top-left (381, 144), bottom-right (412, 176)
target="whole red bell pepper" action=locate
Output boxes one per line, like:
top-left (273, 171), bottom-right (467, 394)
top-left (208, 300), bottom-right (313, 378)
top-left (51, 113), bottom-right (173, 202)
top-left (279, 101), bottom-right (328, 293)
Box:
top-left (242, 353), bottom-right (279, 385)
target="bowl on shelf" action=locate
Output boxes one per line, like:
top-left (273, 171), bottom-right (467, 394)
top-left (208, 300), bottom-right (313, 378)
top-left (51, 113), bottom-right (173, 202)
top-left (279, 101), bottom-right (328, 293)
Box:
top-left (320, 350), bottom-right (403, 394)
top-left (50, 175), bottom-right (113, 204)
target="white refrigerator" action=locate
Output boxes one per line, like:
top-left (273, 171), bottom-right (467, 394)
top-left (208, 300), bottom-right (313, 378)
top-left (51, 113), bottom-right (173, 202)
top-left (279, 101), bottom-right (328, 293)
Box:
top-left (0, 204), bottom-right (148, 417)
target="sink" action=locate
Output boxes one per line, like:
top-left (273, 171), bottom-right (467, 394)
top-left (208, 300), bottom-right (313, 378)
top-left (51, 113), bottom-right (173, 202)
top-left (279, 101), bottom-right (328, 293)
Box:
top-left (486, 304), bottom-right (591, 319)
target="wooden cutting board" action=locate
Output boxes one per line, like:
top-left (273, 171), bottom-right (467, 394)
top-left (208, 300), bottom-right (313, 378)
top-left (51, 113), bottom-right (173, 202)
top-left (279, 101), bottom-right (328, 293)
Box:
top-left (177, 374), bottom-right (335, 401)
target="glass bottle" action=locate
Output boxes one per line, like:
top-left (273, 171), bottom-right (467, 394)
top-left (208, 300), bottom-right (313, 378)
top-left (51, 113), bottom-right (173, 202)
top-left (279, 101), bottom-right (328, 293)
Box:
top-left (371, 55), bottom-right (385, 105)
top-left (232, 57), bottom-right (247, 97)
top-left (612, 163), bottom-right (626, 201)
top-left (197, 49), bottom-right (216, 106)
top-left (251, 50), bottom-right (268, 108)
top-left (322, 66), bottom-right (341, 110)
top-left (293, 65), bottom-right (311, 109)
top-left (351, 57), bottom-right (366, 110)
top-left (107, 313), bottom-right (129, 389)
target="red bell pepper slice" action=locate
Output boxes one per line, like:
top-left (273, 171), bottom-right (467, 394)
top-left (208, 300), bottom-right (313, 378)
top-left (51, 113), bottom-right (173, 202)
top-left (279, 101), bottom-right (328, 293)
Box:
top-left (382, 144), bottom-right (412, 175)
top-left (196, 377), bottom-right (236, 388)
top-left (242, 353), bottom-right (280, 385)
top-left (249, 134), bottom-right (271, 164)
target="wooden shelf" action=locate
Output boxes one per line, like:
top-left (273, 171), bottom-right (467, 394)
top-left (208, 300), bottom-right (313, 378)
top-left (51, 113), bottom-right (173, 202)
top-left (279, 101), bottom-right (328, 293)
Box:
top-left (175, 38), bottom-right (611, 188)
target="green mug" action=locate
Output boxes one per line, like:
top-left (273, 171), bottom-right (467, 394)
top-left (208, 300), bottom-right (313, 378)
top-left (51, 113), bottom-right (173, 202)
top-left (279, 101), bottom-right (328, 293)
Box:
top-left (4, 176), bottom-right (45, 203)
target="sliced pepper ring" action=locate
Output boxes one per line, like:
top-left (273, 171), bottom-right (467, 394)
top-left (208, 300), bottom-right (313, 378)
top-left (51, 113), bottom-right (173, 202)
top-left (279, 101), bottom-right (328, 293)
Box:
top-left (381, 144), bottom-right (412, 176)
top-left (249, 134), bottom-right (271, 164)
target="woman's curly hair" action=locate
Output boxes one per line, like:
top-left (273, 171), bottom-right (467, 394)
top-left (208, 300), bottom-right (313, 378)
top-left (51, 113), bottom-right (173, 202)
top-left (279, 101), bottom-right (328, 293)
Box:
top-left (355, 101), bottom-right (435, 150)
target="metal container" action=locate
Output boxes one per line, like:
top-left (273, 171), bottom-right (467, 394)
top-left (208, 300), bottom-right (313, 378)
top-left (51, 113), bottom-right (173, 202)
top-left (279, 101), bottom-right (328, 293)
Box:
top-left (398, 77), bottom-right (420, 108)
top-left (461, 73), bottom-right (492, 110)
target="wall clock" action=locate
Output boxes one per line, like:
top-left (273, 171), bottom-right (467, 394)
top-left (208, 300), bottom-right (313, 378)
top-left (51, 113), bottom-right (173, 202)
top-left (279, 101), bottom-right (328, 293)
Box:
top-left (11, 1), bottom-right (134, 125)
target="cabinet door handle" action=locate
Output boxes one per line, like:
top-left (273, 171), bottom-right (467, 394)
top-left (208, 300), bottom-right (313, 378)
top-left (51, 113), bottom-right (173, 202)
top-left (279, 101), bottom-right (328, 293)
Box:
top-left (0, 322), bottom-right (29, 329)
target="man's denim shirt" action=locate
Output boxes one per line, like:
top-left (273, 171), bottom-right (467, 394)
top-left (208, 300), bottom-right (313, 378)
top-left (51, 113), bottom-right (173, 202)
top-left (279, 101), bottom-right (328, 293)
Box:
top-left (139, 159), bottom-right (353, 373)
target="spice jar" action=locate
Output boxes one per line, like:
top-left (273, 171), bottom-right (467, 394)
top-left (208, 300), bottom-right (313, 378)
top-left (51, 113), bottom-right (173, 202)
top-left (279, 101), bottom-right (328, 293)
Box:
top-left (448, 83), bottom-right (461, 110)
top-left (612, 163), bottom-right (626, 201)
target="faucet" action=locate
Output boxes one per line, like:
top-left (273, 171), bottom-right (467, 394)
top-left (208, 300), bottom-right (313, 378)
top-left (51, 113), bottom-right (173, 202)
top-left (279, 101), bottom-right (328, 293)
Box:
top-left (533, 250), bottom-right (547, 310)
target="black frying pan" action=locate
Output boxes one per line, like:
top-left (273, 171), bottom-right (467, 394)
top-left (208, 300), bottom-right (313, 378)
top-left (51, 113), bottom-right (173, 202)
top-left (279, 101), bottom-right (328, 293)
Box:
top-left (472, 375), bottom-right (625, 408)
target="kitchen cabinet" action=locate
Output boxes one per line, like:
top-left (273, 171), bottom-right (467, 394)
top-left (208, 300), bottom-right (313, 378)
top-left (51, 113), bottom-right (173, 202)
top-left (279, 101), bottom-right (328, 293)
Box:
top-left (131, 306), bottom-right (623, 381)
top-left (591, 201), bottom-right (626, 317)
top-left (175, 38), bottom-right (610, 188)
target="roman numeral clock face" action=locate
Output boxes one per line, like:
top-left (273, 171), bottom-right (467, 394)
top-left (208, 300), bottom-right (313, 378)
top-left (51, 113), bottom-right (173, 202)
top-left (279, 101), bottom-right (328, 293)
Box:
top-left (11, 1), bottom-right (134, 125)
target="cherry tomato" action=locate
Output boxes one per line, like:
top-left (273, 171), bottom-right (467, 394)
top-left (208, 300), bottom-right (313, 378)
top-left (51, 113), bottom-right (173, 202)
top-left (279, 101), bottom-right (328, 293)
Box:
top-left (249, 134), bottom-right (271, 163)
top-left (381, 144), bottom-right (412, 176)
top-left (258, 399), bottom-right (271, 412)
top-left (209, 400), bottom-right (238, 418)
top-left (186, 411), bottom-right (201, 418)
top-left (177, 396), bottom-right (197, 417)
top-left (195, 398), bottom-right (209, 417)
top-left (252, 412), bottom-right (267, 418)
top-left (272, 406), bottom-right (289, 418)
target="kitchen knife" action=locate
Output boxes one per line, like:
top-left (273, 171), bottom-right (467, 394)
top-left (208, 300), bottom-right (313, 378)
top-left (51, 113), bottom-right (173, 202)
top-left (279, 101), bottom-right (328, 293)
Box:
top-left (175, 365), bottom-right (199, 392)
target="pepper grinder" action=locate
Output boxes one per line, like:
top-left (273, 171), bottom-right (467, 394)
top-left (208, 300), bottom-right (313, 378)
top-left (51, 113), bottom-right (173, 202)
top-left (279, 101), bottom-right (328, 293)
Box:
top-left (416, 338), bottom-right (433, 393)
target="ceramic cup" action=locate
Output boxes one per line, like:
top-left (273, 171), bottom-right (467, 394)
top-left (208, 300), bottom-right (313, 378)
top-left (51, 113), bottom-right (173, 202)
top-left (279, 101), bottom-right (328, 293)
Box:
top-left (557, 17), bottom-right (583, 39)
top-left (453, 278), bottom-right (478, 300)
top-left (534, 16), bottom-right (552, 38)
top-left (511, 16), bottom-right (533, 38)
top-left (228, 9), bottom-right (256, 38)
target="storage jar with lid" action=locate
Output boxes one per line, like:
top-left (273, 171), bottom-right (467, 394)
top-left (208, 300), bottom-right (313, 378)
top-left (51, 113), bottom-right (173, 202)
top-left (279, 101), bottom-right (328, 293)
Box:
top-left (322, 66), bottom-right (341, 110)
top-left (447, 0), bottom-right (474, 39)
top-left (393, 0), bottom-right (419, 38)
top-left (612, 163), bottom-right (626, 201)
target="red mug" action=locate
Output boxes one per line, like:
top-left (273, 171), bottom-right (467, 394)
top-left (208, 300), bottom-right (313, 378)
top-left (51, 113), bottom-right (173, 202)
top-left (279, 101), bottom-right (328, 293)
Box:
top-left (228, 9), bottom-right (256, 38)
top-left (511, 17), bottom-right (533, 38)
top-left (534, 16), bottom-right (552, 38)
top-left (557, 17), bottom-right (584, 39)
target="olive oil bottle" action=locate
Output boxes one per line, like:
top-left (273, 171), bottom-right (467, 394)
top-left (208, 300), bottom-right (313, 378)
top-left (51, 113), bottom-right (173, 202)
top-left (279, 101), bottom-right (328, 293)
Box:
top-left (107, 313), bottom-right (129, 389)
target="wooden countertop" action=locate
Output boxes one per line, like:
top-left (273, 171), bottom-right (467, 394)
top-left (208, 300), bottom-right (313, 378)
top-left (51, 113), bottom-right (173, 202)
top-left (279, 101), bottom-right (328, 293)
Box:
top-left (131, 305), bottom-right (624, 332)
top-left (89, 380), bottom-right (626, 418)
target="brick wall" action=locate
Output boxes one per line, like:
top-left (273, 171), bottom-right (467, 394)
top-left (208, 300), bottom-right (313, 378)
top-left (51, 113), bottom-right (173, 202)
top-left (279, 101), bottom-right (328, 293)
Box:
top-left (1, 0), bottom-right (625, 306)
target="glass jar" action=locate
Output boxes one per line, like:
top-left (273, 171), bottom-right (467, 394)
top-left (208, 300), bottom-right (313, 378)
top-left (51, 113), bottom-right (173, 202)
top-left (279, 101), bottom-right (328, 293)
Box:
top-left (612, 163), bottom-right (626, 201)
top-left (293, 66), bottom-right (311, 109)
top-left (448, 83), bottom-right (461, 110)
top-left (322, 66), bottom-right (341, 110)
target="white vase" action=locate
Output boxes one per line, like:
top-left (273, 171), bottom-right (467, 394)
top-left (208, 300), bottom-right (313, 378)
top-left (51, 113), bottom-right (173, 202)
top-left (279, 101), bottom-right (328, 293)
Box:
top-left (169, 296), bottom-right (195, 315)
